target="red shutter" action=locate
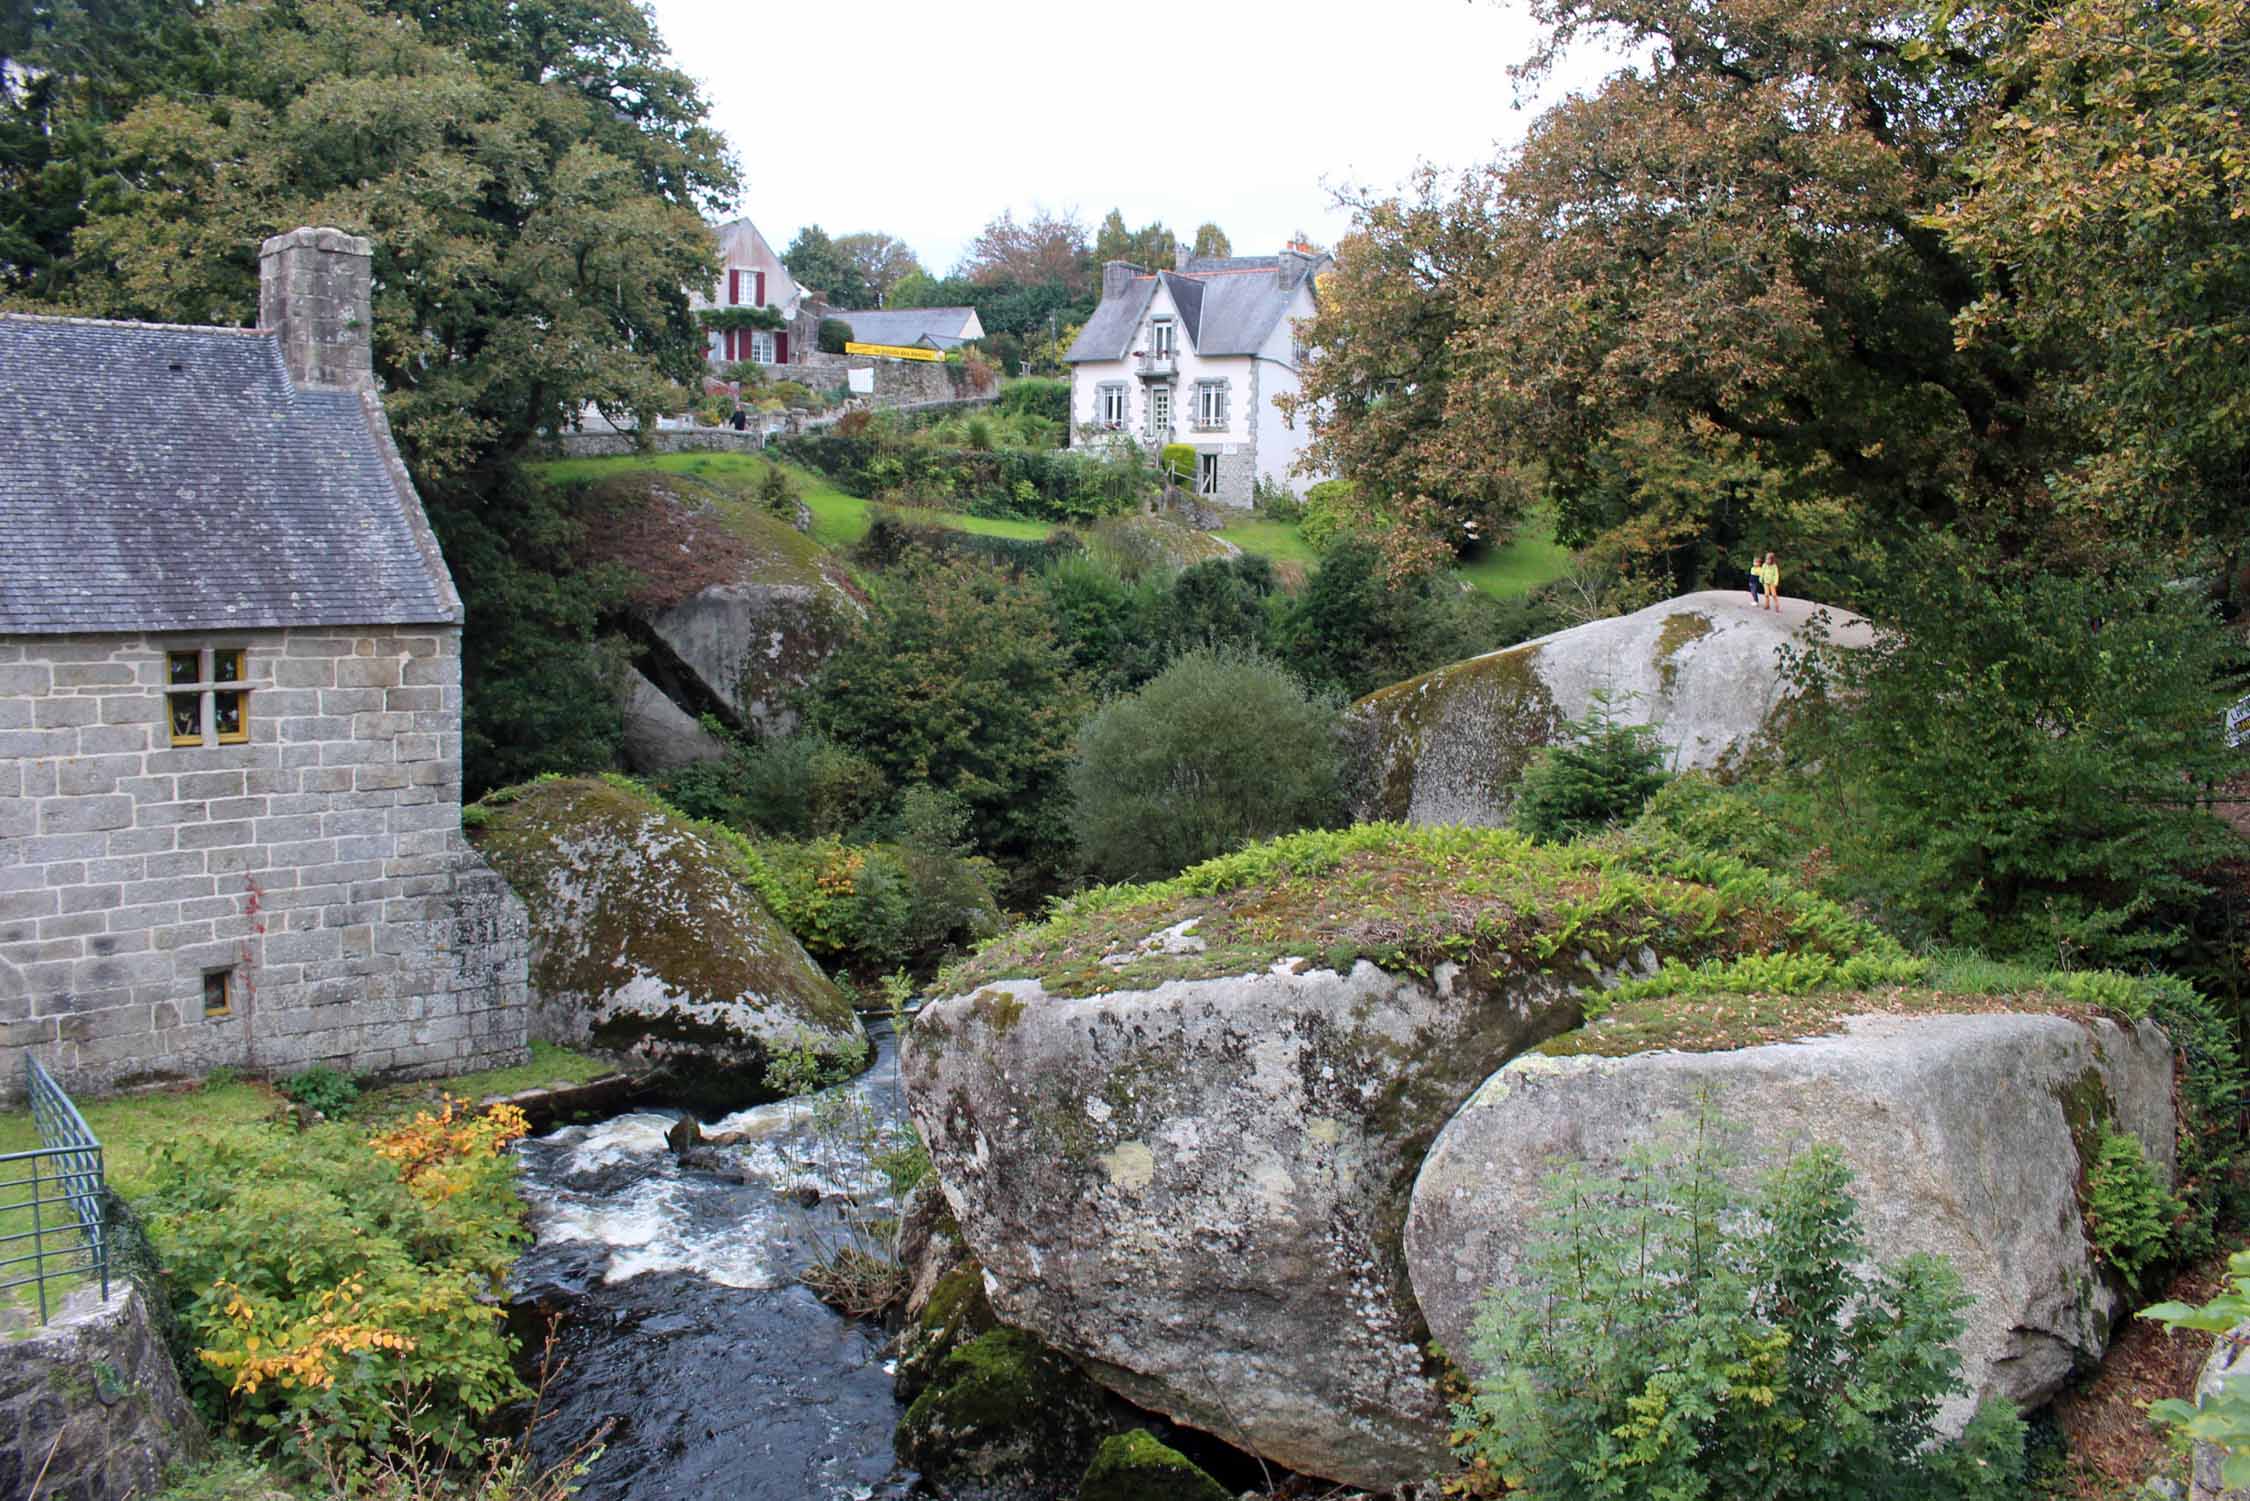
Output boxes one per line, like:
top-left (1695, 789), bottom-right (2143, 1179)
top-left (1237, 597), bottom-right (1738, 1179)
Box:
top-left (724, 329), bottom-right (738, 361)
top-left (728, 269), bottom-right (740, 305)
top-left (755, 271), bottom-right (767, 305)
top-left (774, 331), bottom-right (789, 364)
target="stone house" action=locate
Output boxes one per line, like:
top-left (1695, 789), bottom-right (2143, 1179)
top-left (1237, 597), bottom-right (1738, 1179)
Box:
top-left (1064, 245), bottom-right (1331, 508)
top-left (697, 215), bottom-right (824, 368)
top-left (827, 305), bottom-right (986, 352)
top-left (0, 227), bottom-right (530, 1101)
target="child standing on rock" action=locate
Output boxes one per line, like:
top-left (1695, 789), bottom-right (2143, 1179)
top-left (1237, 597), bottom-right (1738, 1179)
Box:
top-left (1758, 552), bottom-right (1782, 610)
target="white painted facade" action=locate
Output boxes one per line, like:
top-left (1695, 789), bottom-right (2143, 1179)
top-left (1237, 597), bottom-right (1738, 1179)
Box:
top-left (691, 217), bottom-right (815, 367)
top-left (1067, 263), bottom-right (1325, 508)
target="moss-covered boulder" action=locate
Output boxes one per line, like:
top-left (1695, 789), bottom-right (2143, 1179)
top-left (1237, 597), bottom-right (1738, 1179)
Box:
top-left (1076, 1431), bottom-right (1230, 1501)
top-left (1408, 1010), bottom-right (2177, 1437)
top-left (1347, 590), bottom-right (1873, 826)
top-left (470, 777), bottom-right (863, 1110)
top-left (575, 470), bottom-right (863, 765)
top-left (896, 1328), bottom-right (1114, 1495)
top-left (903, 823), bottom-right (1891, 1488)
top-left (894, 1179), bottom-right (997, 1404)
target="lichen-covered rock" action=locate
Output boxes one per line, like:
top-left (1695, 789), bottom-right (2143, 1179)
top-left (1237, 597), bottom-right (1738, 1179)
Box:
top-left (1347, 590), bottom-right (1873, 825)
top-left (470, 777), bottom-right (862, 1109)
top-left (1076, 1431), bottom-right (1231, 1501)
top-left (902, 824), bottom-right (1876, 1488)
top-left (895, 1328), bottom-right (1114, 1497)
top-left (0, 1283), bottom-right (203, 1501)
top-left (618, 665), bottom-right (729, 773)
top-left (894, 1178), bottom-right (997, 1405)
top-left (1406, 1011), bottom-right (2177, 1437)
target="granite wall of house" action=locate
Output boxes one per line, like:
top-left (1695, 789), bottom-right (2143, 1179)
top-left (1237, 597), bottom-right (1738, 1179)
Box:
top-left (0, 1283), bottom-right (202, 1501)
top-left (0, 626), bottom-right (528, 1101)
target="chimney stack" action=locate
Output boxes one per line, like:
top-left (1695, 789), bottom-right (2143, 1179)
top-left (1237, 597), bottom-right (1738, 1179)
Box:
top-left (1277, 246), bottom-right (1317, 290)
top-left (1100, 260), bottom-right (1145, 301)
top-left (1174, 244), bottom-right (1192, 272)
top-left (259, 227), bottom-right (375, 392)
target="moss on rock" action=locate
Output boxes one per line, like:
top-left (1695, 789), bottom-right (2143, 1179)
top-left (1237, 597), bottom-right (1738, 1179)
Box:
top-left (470, 776), bottom-right (861, 1110)
top-left (896, 1327), bottom-right (1113, 1492)
top-left (896, 1257), bottom-right (998, 1404)
top-left (1350, 642), bottom-right (1559, 824)
top-left (1076, 1430), bottom-right (1231, 1501)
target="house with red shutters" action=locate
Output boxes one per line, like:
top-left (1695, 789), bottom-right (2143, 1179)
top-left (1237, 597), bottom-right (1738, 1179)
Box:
top-left (694, 216), bottom-right (823, 368)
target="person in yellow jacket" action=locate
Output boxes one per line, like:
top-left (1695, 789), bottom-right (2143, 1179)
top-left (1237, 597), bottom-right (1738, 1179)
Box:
top-left (1757, 552), bottom-right (1781, 610)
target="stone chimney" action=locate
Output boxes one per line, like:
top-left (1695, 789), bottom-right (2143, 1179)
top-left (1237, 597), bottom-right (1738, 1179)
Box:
top-left (1174, 243), bottom-right (1192, 272)
top-left (1100, 260), bottom-right (1146, 301)
top-left (258, 226), bottom-right (375, 392)
top-left (1277, 246), bottom-right (1317, 290)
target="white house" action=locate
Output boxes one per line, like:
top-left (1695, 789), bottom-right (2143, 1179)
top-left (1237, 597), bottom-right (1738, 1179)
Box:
top-left (693, 216), bottom-right (821, 368)
top-left (1064, 246), bottom-right (1329, 507)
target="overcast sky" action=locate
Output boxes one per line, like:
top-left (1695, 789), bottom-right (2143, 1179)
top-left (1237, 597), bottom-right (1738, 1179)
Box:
top-left (646, 0), bottom-right (1618, 273)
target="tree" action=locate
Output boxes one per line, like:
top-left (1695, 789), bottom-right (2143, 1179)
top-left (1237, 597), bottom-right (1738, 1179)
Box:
top-left (783, 223), bottom-right (873, 307)
top-left (1462, 1121), bottom-right (2025, 1499)
top-left (1094, 208), bottom-right (1176, 269)
top-left (1069, 648), bottom-right (1343, 883)
top-left (1189, 222), bottom-right (1231, 259)
top-left (1788, 553), bottom-right (2239, 965)
top-left (1511, 694), bottom-right (1669, 840)
top-left (955, 207), bottom-right (1091, 294)
top-left (1275, 538), bottom-right (1493, 699)
top-left (1939, 0), bottom-right (2250, 585)
top-left (833, 230), bottom-right (922, 306)
top-left (801, 554), bottom-right (1092, 888)
top-left (1293, 0), bottom-right (2028, 595)
top-left (40, 0), bottom-right (734, 479)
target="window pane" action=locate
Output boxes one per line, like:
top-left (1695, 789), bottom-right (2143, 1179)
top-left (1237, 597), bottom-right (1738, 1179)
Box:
top-left (203, 969), bottom-right (231, 1017)
top-left (213, 691), bottom-right (245, 742)
top-left (213, 649), bottom-right (244, 683)
top-left (168, 651), bottom-right (201, 686)
top-left (169, 693), bottom-right (201, 743)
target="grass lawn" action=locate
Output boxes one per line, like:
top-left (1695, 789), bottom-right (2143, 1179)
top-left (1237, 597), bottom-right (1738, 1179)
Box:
top-left (528, 451), bottom-right (1058, 552)
top-left (1456, 510), bottom-right (1574, 599)
top-left (0, 1043), bottom-right (612, 1311)
top-left (1218, 516), bottom-right (1320, 568)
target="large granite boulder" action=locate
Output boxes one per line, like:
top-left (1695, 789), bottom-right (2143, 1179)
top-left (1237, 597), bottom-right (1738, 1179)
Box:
top-left (901, 824), bottom-right (1875, 1488)
top-left (1348, 591), bottom-right (1874, 825)
top-left (618, 665), bottom-right (729, 773)
top-left (1406, 1011), bottom-right (2176, 1436)
top-left (470, 776), bottom-right (863, 1109)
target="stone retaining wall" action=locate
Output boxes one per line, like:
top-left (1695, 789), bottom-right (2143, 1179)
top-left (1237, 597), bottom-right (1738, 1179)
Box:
top-left (0, 1283), bottom-right (202, 1500)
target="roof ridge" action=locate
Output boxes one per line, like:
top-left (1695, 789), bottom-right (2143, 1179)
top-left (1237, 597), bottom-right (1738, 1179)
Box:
top-left (0, 310), bottom-right (270, 337)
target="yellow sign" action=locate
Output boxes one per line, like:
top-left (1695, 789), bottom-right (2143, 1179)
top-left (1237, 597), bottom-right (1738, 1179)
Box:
top-left (844, 341), bottom-right (944, 363)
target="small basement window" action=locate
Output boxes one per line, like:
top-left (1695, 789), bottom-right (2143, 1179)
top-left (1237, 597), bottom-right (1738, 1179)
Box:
top-left (166, 647), bottom-right (251, 748)
top-left (202, 968), bottom-right (233, 1018)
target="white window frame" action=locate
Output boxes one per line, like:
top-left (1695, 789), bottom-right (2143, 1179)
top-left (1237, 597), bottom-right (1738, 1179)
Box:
top-left (1097, 383), bottom-right (1127, 429)
top-left (1150, 319), bottom-right (1176, 358)
top-left (750, 330), bottom-right (777, 363)
top-left (1194, 379), bottom-right (1229, 431)
top-left (1196, 453), bottom-right (1220, 497)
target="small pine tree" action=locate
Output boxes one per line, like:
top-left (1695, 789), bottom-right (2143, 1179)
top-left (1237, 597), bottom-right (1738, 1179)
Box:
top-left (757, 462), bottom-right (799, 520)
top-left (1511, 693), bottom-right (1669, 840)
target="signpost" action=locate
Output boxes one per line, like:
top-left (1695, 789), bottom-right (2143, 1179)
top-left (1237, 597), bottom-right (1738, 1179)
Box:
top-left (2228, 693), bottom-right (2250, 749)
top-left (843, 341), bottom-right (943, 363)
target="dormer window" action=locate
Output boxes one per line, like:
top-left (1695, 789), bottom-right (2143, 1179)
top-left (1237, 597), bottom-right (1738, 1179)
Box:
top-left (1149, 319), bottom-right (1175, 358)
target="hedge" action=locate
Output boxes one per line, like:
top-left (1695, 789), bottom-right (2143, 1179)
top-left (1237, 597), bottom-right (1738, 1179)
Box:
top-left (776, 433), bottom-right (1156, 522)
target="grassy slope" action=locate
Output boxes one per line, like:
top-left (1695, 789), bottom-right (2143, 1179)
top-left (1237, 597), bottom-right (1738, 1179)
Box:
top-left (1455, 510), bottom-right (1573, 599)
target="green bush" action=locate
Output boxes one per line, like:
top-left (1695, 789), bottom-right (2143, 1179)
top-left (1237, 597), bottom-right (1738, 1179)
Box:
top-left (996, 377), bottom-right (1069, 424)
top-left (750, 807), bottom-right (1001, 975)
top-left (2085, 1130), bottom-right (2182, 1293)
top-left (1786, 557), bottom-right (2238, 967)
top-left (649, 729), bottom-right (889, 840)
top-left (1634, 772), bottom-right (1799, 873)
top-left (278, 1066), bottom-right (360, 1118)
top-left (1159, 443), bottom-right (1194, 485)
top-left (818, 317), bottom-right (853, 354)
top-left (1298, 478), bottom-right (1361, 552)
top-left (775, 433), bottom-right (1155, 522)
top-left (1459, 1115), bottom-right (2025, 1501)
top-left (1512, 694), bottom-right (1670, 840)
top-left (1070, 648), bottom-right (1344, 883)
top-left (135, 1104), bottom-right (532, 1466)
top-left (2145, 1247), bottom-right (2250, 1489)
top-left (1274, 538), bottom-right (1512, 699)
top-left (801, 553), bottom-right (1092, 890)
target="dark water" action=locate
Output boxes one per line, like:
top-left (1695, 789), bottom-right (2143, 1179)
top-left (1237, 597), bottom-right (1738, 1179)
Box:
top-left (509, 1020), bottom-right (919, 1501)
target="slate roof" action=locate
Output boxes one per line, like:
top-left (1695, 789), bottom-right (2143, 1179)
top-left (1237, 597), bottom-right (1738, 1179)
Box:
top-left (0, 314), bottom-right (461, 635)
top-left (832, 307), bottom-right (978, 350)
top-left (1065, 258), bottom-right (1325, 364)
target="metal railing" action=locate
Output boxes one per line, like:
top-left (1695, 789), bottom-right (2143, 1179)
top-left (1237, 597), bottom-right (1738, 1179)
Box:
top-left (1, 1057), bottom-right (108, 1323)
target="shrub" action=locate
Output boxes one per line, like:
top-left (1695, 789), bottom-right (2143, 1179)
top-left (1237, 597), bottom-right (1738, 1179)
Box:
top-left (768, 379), bottom-right (813, 408)
top-left (1786, 556), bottom-right (2237, 966)
top-left (1159, 442), bottom-right (1195, 486)
top-left (996, 377), bottom-right (1069, 424)
top-left (1273, 538), bottom-right (1492, 699)
top-left (817, 317), bottom-right (853, 354)
top-left (1039, 552), bottom-right (1167, 697)
top-left (749, 810), bottom-right (1000, 976)
top-left (1459, 1113), bottom-right (2025, 1501)
top-left (1298, 478), bottom-right (1361, 552)
top-left (649, 729), bottom-right (889, 840)
top-left (776, 433), bottom-right (1156, 522)
top-left (1251, 474), bottom-right (1304, 522)
top-left (1633, 772), bottom-right (1799, 873)
top-left (756, 462), bottom-right (799, 519)
top-left (279, 1065), bottom-right (361, 1118)
top-left (136, 1102), bottom-right (532, 1466)
top-left (2084, 1129), bottom-right (2182, 1293)
top-left (800, 553), bottom-right (1092, 890)
top-left (1512, 693), bottom-right (1671, 840)
top-left (2145, 1248), bottom-right (2250, 1489)
top-left (1070, 647), bottom-right (1345, 883)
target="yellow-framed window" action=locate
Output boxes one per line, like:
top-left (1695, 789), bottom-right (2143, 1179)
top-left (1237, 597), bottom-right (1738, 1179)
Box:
top-left (203, 968), bottom-right (233, 1018)
top-left (165, 647), bottom-right (252, 747)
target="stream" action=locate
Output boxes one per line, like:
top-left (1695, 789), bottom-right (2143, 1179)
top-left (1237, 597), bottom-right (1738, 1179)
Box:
top-left (508, 1017), bottom-right (919, 1500)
